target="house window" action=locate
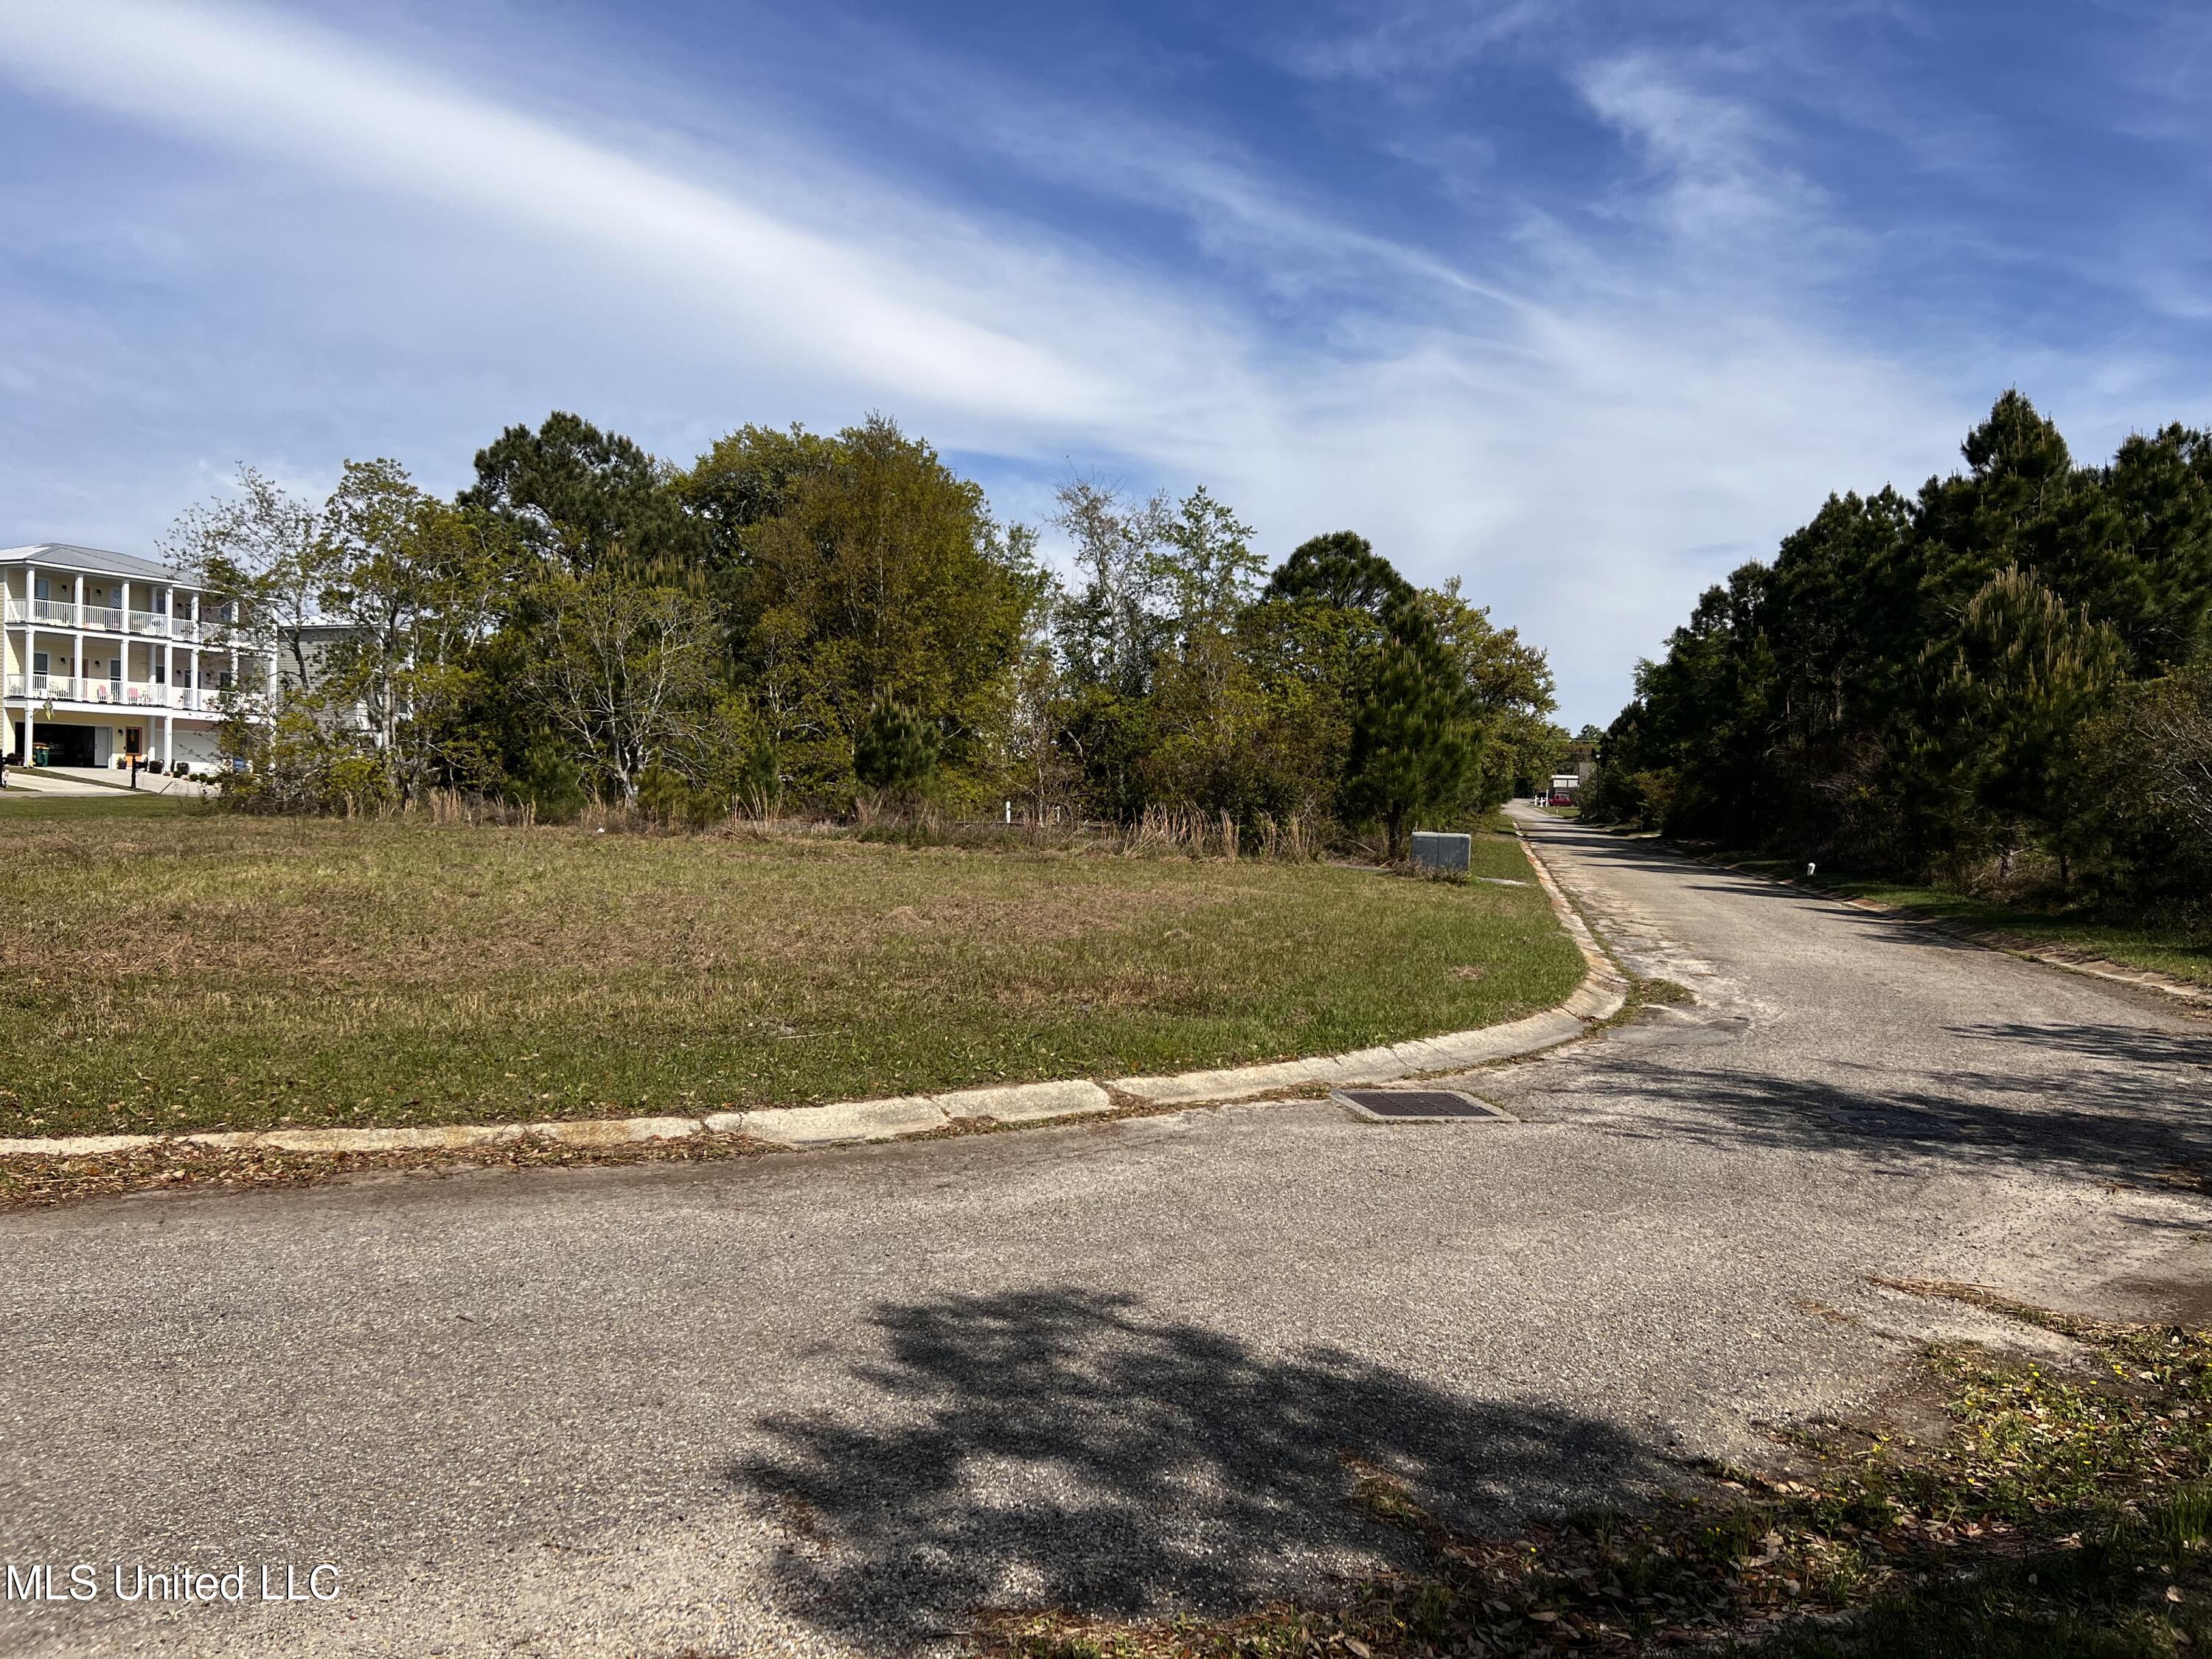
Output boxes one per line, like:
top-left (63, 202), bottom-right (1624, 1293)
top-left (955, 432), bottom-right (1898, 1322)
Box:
top-left (32, 651), bottom-right (48, 675)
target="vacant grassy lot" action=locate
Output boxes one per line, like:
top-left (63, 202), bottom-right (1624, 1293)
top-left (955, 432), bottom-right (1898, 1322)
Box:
top-left (0, 798), bottom-right (1582, 1138)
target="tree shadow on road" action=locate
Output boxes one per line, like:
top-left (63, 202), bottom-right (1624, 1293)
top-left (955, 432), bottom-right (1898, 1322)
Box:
top-left (1568, 1017), bottom-right (2212, 1194)
top-left (1956, 1021), bottom-right (2212, 1073)
top-left (733, 1286), bottom-right (1678, 1647)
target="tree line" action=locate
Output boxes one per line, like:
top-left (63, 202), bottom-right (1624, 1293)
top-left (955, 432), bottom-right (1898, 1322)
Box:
top-left (1584, 392), bottom-right (2212, 903)
top-left (170, 412), bottom-right (1568, 849)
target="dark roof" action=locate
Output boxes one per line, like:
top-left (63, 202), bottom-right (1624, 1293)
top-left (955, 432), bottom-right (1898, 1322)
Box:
top-left (0, 543), bottom-right (189, 583)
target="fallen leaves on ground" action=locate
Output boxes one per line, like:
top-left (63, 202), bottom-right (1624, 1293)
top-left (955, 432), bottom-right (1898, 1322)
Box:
top-left (978, 1284), bottom-right (2212, 1659)
top-left (0, 1130), bottom-right (773, 1209)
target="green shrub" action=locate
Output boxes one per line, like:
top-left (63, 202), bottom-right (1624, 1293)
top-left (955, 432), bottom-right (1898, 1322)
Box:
top-left (854, 701), bottom-right (940, 809)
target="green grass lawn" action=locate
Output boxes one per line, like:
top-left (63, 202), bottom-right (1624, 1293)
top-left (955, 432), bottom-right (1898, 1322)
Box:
top-left (0, 789), bottom-right (198, 815)
top-left (0, 802), bottom-right (1582, 1138)
top-left (1714, 855), bottom-right (2212, 990)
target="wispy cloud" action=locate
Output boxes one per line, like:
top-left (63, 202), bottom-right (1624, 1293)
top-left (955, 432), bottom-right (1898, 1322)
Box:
top-left (0, 0), bottom-right (2175, 726)
top-left (0, 0), bottom-right (1189, 427)
top-left (1278, 0), bottom-right (1558, 84)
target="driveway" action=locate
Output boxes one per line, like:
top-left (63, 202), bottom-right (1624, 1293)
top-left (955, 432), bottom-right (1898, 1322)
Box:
top-left (0, 773), bottom-right (120, 798)
top-left (4, 813), bottom-right (2208, 1658)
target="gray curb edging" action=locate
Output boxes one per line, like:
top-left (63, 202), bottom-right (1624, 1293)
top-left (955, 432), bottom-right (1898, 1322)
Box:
top-left (0, 838), bottom-right (1629, 1163)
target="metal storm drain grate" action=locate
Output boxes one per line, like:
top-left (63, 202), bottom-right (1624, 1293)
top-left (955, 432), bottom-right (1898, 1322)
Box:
top-left (1335, 1089), bottom-right (1516, 1123)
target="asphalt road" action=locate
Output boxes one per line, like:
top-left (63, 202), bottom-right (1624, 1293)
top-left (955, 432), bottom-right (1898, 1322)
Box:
top-left (5, 810), bottom-right (2210, 1658)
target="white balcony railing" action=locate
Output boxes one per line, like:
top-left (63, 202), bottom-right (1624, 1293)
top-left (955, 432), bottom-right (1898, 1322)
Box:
top-left (4, 602), bottom-right (228, 639)
top-left (4, 674), bottom-right (235, 712)
top-left (94, 680), bottom-right (172, 708)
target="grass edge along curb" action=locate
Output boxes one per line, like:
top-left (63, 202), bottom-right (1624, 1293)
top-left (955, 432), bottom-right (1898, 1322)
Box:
top-left (0, 840), bottom-right (1627, 1166)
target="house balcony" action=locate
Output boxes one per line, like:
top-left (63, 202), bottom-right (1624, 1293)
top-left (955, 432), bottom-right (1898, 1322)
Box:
top-left (4, 600), bottom-right (232, 641)
top-left (7, 599), bottom-right (79, 626)
top-left (4, 674), bottom-right (234, 713)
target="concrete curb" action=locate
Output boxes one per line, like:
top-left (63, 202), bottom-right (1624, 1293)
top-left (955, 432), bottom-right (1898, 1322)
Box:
top-left (0, 840), bottom-right (1630, 1164)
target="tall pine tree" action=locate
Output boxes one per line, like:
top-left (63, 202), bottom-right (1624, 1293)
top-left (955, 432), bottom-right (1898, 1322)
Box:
top-left (1344, 590), bottom-right (1480, 858)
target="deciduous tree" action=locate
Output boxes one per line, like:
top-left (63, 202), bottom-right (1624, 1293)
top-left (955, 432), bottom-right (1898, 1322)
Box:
top-left (523, 571), bottom-right (723, 802)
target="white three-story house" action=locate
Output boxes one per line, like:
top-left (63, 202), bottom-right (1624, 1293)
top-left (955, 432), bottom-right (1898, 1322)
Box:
top-left (2, 543), bottom-right (274, 771)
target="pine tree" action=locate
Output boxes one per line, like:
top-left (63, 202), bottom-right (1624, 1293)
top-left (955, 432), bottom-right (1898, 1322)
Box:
top-left (1929, 564), bottom-right (2125, 880)
top-left (854, 701), bottom-right (940, 810)
top-left (1344, 592), bottom-right (1479, 858)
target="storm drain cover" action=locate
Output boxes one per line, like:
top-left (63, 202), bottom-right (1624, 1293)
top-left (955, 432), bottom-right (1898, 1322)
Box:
top-left (1335, 1089), bottom-right (1516, 1123)
top-left (1824, 1107), bottom-right (1963, 1138)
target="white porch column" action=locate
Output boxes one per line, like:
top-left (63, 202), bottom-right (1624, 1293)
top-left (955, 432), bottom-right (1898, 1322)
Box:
top-left (21, 696), bottom-right (31, 767)
top-left (72, 572), bottom-right (83, 627)
top-left (161, 714), bottom-right (173, 765)
top-left (74, 630), bottom-right (84, 702)
top-left (120, 579), bottom-right (131, 631)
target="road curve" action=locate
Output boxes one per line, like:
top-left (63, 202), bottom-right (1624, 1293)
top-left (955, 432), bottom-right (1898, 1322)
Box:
top-left (4, 812), bottom-right (2208, 1658)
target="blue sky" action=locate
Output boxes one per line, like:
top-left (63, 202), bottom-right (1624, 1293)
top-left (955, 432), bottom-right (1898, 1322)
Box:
top-left (1, 1), bottom-right (2207, 725)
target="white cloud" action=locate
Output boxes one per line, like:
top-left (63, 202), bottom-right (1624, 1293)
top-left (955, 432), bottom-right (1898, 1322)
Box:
top-left (1573, 51), bottom-right (1852, 276)
top-left (0, 0), bottom-right (1197, 428)
top-left (1279, 0), bottom-right (1557, 84)
top-left (0, 0), bottom-right (1990, 725)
